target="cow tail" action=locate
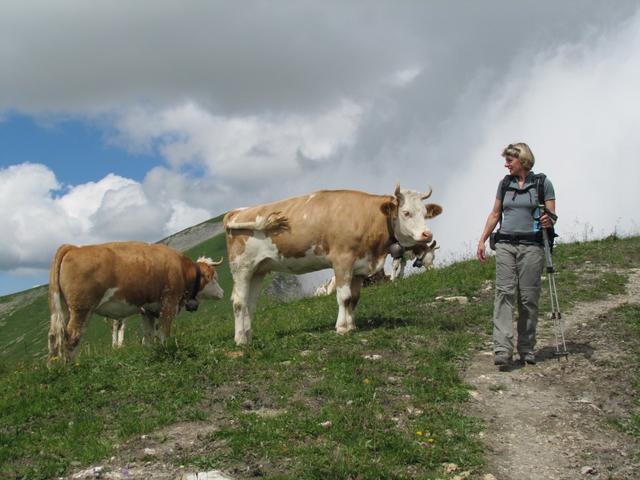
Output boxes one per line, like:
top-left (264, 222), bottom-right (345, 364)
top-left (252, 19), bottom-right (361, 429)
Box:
top-left (47, 244), bottom-right (74, 366)
top-left (224, 210), bottom-right (290, 233)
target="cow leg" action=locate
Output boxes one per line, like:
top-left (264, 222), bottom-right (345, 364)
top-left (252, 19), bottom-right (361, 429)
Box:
top-left (65, 307), bottom-right (91, 361)
top-left (248, 272), bottom-right (266, 318)
top-left (117, 319), bottom-right (126, 347)
top-left (347, 275), bottom-right (365, 330)
top-left (333, 264), bottom-right (355, 335)
top-left (111, 318), bottom-right (125, 348)
top-left (231, 270), bottom-right (255, 345)
top-left (157, 296), bottom-right (180, 344)
top-left (141, 313), bottom-right (157, 346)
top-left (111, 319), bottom-right (117, 347)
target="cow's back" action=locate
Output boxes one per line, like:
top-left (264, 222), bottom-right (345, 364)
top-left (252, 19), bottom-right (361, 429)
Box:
top-left (226, 190), bottom-right (391, 261)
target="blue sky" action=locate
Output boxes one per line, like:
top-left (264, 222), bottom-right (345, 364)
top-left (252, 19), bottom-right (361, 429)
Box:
top-left (1, 1), bottom-right (640, 296)
top-left (0, 114), bottom-right (161, 185)
top-left (0, 115), bottom-right (168, 294)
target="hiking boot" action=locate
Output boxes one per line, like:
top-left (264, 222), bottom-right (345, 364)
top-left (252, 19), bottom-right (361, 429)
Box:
top-left (494, 352), bottom-right (512, 366)
top-left (520, 352), bottom-right (536, 365)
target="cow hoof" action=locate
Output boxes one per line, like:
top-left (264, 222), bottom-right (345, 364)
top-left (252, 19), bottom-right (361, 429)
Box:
top-left (235, 332), bottom-right (252, 345)
top-left (336, 327), bottom-right (353, 335)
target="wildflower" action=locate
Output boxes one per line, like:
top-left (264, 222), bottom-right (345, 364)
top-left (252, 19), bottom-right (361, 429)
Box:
top-left (416, 431), bottom-right (423, 436)
top-left (363, 378), bottom-right (370, 385)
top-left (427, 437), bottom-right (435, 444)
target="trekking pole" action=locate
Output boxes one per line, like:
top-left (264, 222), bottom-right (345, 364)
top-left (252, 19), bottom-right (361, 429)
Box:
top-left (539, 205), bottom-right (568, 359)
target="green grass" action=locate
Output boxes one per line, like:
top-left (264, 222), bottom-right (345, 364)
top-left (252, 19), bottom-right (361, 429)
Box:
top-left (603, 303), bottom-right (640, 438)
top-left (1, 235), bottom-right (640, 478)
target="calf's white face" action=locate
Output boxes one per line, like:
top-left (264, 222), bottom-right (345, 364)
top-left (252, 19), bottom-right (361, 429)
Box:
top-left (199, 272), bottom-right (224, 300)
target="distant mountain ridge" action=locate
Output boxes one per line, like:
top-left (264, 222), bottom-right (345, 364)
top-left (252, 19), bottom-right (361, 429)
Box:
top-left (158, 217), bottom-right (225, 252)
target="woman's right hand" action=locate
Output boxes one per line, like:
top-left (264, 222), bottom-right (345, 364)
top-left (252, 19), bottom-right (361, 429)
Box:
top-left (477, 241), bottom-right (486, 262)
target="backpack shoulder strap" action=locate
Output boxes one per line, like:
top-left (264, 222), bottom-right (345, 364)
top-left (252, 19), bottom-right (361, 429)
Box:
top-left (534, 172), bottom-right (547, 204)
top-left (499, 174), bottom-right (512, 207)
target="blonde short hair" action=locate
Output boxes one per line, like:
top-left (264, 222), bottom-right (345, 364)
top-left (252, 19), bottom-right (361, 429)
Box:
top-left (502, 142), bottom-right (535, 170)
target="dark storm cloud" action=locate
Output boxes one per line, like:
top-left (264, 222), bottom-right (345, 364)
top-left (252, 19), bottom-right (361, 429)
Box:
top-left (1, 1), bottom-right (636, 115)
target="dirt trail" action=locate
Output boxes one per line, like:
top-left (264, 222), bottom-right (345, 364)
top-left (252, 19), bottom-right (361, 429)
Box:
top-left (464, 269), bottom-right (640, 480)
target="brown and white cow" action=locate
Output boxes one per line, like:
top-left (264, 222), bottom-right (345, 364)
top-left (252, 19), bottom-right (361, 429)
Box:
top-left (224, 184), bottom-right (442, 345)
top-left (390, 240), bottom-right (439, 281)
top-left (47, 241), bottom-right (224, 365)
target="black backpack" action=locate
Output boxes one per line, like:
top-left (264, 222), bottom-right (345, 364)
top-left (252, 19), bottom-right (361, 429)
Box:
top-left (498, 172), bottom-right (557, 251)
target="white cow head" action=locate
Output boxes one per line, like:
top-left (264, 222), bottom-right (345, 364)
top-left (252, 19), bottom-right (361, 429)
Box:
top-left (390, 184), bottom-right (443, 247)
top-left (196, 257), bottom-right (225, 300)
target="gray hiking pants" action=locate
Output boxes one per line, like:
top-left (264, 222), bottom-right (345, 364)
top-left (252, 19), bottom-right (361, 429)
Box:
top-left (493, 242), bottom-right (545, 355)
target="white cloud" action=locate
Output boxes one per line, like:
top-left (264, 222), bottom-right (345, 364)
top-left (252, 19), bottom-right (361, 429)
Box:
top-left (0, 163), bottom-right (214, 272)
top-left (113, 100), bottom-right (364, 184)
top-left (56, 174), bottom-right (137, 230)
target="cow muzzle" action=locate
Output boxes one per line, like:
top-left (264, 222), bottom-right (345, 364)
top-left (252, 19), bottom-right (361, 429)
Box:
top-left (420, 231), bottom-right (433, 243)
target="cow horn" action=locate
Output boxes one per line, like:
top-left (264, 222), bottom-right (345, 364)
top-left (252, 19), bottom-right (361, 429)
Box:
top-left (211, 257), bottom-right (223, 266)
top-left (394, 182), bottom-right (401, 197)
top-left (421, 185), bottom-right (432, 200)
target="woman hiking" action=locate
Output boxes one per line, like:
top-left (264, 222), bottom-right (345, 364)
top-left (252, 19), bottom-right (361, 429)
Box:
top-left (477, 142), bottom-right (557, 366)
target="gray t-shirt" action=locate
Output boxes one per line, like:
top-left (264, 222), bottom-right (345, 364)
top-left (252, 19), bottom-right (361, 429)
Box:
top-left (496, 173), bottom-right (555, 234)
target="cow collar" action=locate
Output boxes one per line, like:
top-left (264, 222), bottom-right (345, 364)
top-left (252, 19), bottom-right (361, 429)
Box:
top-left (185, 264), bottom-right (202, 312)
top-left (386, 214), bottom-right (405, 259)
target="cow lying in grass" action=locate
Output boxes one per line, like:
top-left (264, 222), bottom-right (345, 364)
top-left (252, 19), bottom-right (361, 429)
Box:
top-left (47, 241), bottom-right (223, 365)
top-left (314, 269), bottom-right (391, 297)
top-left (390, 240), bottom-right (439, 281)
top-left (314, 241), bottom-right (437, 297)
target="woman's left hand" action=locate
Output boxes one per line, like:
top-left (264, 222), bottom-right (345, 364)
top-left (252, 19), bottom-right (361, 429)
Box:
top-left (540, 214), bottom-right (554, 229)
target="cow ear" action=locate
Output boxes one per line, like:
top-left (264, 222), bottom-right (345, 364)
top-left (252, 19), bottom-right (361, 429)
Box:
top-left (394, 183), bottom-right (404, 203)
top-left (425, 203), bottom-right (443, 219)
top-left (380, 200), bottom-right (397, 216)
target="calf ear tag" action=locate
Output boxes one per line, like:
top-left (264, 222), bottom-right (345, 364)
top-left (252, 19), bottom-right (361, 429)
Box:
top-left (185, 299), bottom-right (200, 312)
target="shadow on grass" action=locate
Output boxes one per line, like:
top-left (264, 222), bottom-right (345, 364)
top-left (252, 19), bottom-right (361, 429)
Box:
top-left (357, 315), bottom-right (414, 331)
top-left (271, 314), bottom-right (417, 338)
top-left (273, 322), bottom-right (334, 338)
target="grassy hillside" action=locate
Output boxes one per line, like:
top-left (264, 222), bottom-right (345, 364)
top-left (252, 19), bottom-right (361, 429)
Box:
top-left (1, 235), bottom-right (639, 479)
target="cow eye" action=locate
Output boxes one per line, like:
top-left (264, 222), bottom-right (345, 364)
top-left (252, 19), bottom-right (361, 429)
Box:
top-left (403, 211), bottom-right (412, 218)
